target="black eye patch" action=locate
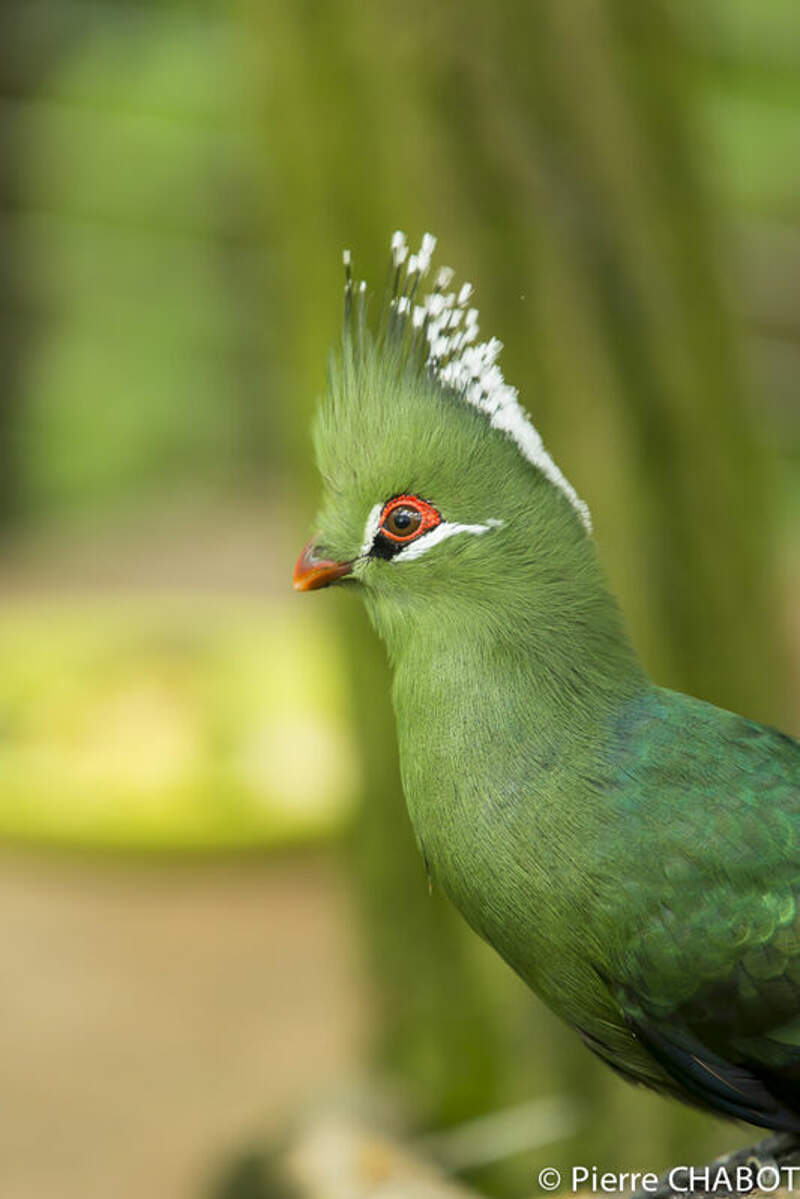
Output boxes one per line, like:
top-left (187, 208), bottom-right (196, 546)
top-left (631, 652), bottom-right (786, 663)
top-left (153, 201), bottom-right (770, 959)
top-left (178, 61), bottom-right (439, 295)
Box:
top-left (369, 531), bottom-right (405, 560)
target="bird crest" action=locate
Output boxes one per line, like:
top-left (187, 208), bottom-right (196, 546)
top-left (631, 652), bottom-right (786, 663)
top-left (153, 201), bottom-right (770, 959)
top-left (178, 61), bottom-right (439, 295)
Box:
top-left (341, 231), bottom-right (592, 533)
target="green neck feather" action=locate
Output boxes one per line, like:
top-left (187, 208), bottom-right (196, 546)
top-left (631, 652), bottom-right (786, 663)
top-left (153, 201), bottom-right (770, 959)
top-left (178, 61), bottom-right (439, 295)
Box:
top-left (364, 537), bottom-right (647, 907)
top-left (370, 544), bottom-right (646, 747)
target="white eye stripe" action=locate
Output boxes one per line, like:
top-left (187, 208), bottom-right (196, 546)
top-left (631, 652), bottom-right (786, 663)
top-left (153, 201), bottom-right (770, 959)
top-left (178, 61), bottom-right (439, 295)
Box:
top-left (359, 502), bottom-right (383, 557)
top-left (358, 503), bottom-right (503, 563)
top-left (391, 518), bottom-right (503, 562)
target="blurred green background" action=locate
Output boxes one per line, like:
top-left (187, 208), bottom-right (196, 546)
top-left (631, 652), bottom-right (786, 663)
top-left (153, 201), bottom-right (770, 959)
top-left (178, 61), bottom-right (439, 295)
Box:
top-left (0, 1), bottom-right (798, 1196)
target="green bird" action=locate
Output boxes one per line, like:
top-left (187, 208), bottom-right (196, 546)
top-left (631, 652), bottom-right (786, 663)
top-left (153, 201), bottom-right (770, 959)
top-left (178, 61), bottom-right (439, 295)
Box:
top-left (294, 232), bottom-right (800, 1138)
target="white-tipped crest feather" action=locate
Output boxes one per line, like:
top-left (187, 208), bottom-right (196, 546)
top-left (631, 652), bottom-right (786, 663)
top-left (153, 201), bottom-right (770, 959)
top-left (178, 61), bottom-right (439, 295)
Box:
top-left (345, 233), bottom-right (593, 533)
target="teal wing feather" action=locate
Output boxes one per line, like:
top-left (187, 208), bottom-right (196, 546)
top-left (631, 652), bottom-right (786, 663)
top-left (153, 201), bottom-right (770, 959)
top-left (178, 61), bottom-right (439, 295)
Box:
top-left (595, 687), bottom-right (800, 1129)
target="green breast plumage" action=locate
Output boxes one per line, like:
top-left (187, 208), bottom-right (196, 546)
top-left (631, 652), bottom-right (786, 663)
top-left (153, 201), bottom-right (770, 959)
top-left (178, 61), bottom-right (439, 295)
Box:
top-left (396, 661), bottom-right (800, 1129)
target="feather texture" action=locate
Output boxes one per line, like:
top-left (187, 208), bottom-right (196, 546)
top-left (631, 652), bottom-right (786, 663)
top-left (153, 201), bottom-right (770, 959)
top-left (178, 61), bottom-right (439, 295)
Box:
top-left (302, 235), bottom-right (800, 1132)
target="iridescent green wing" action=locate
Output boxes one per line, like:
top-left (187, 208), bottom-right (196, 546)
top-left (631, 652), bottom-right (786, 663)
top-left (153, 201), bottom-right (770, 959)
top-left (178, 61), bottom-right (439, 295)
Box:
top-left (600, 688), bottom-right (800, 1130)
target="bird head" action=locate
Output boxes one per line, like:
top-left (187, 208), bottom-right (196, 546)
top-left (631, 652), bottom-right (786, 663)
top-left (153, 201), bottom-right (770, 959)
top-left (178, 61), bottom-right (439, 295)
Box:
top-left (294, 233), bottom-right (597, 649)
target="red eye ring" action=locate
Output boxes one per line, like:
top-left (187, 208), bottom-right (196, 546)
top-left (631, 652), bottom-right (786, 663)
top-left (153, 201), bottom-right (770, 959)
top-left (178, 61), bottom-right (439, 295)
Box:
top-left (380, 494), bottom-right (441, 543)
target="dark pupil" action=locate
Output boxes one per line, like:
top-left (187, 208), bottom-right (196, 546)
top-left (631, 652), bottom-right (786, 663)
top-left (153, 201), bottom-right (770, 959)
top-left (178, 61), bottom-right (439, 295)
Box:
top-left (386, 506), bottom-right (421, 537)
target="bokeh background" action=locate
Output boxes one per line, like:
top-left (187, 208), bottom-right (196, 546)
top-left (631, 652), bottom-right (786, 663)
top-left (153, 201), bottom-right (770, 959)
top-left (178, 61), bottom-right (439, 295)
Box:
top-left (1, 1), bottom-right (798, 1196)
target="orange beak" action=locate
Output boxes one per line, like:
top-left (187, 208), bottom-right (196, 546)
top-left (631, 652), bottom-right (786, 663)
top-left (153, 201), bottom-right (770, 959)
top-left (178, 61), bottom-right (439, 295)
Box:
top-left (293, 539), bottom-right (354, 591)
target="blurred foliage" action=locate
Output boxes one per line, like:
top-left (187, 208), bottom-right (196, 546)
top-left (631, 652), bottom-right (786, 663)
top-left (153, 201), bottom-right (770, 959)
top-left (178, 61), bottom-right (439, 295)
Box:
top-left (0, 0), bottom-right (798, 1196)
top-left (0, 599), bottom-right (356, 849)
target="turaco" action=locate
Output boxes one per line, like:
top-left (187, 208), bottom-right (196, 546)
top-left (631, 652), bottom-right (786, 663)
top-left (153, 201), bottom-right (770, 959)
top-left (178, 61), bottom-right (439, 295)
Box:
top-left (294, 232), bottom-right (800, 1160)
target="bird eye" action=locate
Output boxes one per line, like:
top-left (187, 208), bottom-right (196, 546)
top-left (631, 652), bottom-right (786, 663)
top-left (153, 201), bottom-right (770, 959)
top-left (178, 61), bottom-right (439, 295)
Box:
top-left (379, 495), bottom-right (440, 543)
top-left (385, 506), bottom-right (421, 537)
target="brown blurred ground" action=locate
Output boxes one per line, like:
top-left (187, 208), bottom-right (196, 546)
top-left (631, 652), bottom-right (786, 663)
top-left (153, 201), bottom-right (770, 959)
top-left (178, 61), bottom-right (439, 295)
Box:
top-left (0, 849), bottom-right (365, 1199)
